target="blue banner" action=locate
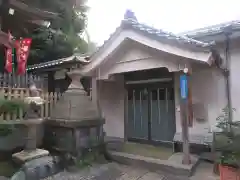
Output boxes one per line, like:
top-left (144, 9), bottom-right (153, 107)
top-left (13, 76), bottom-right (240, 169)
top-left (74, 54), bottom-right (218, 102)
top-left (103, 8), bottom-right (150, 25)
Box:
top-left (180, 75), bottom-right (188, 99)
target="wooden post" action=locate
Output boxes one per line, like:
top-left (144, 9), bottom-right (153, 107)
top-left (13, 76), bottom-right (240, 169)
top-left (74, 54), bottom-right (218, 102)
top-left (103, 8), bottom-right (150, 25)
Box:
top-left (181, 97), bottom-right (191, 164)
top-left (180, 72), bottom-right (191, 164)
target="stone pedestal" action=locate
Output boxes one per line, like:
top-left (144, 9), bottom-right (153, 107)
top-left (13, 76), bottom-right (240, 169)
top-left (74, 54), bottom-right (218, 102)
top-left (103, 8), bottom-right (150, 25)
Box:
top-left (12, 149), bottom-right (49, 164)
top-left (45, 70), bottom-right (105, 156)
top-left (12, 119), bottom-right (49, 163)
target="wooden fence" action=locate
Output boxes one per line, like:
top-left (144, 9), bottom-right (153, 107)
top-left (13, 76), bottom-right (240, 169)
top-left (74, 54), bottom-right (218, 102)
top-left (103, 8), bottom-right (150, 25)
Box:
top-left (0, 72), bottom-right (44, 88)
top-left (0, 87), bottom-right (62, 121)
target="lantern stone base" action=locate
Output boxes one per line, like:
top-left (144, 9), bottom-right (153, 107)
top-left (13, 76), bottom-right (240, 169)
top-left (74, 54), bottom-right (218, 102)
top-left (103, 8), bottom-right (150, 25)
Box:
top-left (12, 149), bottom-right (49, 164)
top-left (45, 70), bottom-right (105, 156)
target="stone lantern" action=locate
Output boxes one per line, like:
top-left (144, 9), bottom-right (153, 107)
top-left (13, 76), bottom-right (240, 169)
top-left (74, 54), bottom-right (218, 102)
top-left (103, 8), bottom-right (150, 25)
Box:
top-left (45, 69), bottom-right (105, 156)
top-left (12, 83), bottom-right (49, 163)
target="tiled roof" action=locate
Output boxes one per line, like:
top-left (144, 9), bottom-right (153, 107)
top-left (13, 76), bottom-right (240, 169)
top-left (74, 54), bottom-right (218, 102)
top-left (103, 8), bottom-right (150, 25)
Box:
top-left (121, 18), bottom-right (214, 48)
top-left (88, 10), bottom-right (215, 64)
top-left (27, 55), bottom-right (89, 71)
top-left (90, 10), bottom-right (214, 62)
top-left (181, 20), bottom-right (240, 37)
top-left (9, 0), bottom-right (58, 20)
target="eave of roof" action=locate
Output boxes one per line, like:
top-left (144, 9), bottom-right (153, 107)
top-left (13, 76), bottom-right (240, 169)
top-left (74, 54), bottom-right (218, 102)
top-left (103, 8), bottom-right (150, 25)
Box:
top-left (181, 20), bottom-right (240, 38)
top-left (9, 0), bottom-right (58, 20)
top-left (27, 55), bottom-right (89, 71)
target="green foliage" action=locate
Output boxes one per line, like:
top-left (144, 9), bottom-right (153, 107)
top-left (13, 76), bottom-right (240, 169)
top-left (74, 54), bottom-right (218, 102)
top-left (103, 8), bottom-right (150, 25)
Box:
top-left (87, 41), bottom-right (98, 54)
top-left (0, 161), bottom-right (18, 177)
top-left (0, 98), bottom-right (27, 116)
top-left (0, 98), bottom-right (27, 136)
top-left (216, 107), bottom-right (240, 168)
top-left (18, 0), bottom-right (89, 65)
top-left (75, 148), bottom-right (107, 169)
top-left (75, 149), bottom-right (98, 168)
top-left (0, 124), bottom-right (15, 137)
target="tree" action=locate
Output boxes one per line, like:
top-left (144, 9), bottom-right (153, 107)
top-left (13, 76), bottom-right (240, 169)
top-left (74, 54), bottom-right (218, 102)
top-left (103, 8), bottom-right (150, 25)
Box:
top-left (87, 41), bottom-right (98, 54)
top-left (81, 30), bottom-right (98, 54)
top-left (23, 0), bottom-right (89, 65)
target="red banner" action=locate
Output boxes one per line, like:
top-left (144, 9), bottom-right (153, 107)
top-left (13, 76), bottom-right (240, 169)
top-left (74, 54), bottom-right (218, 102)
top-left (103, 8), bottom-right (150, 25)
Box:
top-left (5, 31), bottom-right (13, 73)
top-left (16, 38), bottom-right (32, 75)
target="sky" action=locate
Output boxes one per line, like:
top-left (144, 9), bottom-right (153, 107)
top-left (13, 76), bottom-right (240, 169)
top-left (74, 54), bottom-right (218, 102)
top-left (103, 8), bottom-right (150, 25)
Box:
top-left (86, 0), bottom-right (240, 46)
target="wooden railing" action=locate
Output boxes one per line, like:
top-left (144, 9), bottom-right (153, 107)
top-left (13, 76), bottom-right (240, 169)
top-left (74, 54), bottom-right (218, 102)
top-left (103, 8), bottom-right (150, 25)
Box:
top-left (0, 87), bottom-right (61, 121)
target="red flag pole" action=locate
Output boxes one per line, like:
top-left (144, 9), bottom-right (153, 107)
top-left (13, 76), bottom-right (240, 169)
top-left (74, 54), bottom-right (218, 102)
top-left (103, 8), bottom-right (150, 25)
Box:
top-left (16, 39), bottom-right (21, 75)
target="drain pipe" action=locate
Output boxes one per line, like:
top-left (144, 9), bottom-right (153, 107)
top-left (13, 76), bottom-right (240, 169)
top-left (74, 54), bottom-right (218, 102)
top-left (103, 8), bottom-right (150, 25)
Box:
top-left (223, 26), bottom-right (233, 124)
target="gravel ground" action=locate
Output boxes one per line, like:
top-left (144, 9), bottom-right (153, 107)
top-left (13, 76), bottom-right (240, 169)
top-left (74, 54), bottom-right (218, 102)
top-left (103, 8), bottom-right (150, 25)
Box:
top-left (0, 161), bottom-right (215, 180)
top-left (42, 163), bottom-right (166, 180)
top-left (41, 162), bottom-right (193, 180)
top-left (42, 161), bottom-right (219, 180)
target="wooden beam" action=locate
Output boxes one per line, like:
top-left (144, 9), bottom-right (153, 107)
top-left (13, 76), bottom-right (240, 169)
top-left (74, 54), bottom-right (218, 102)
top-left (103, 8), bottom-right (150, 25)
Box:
top-left (187, 71), bottom-right (193, 127)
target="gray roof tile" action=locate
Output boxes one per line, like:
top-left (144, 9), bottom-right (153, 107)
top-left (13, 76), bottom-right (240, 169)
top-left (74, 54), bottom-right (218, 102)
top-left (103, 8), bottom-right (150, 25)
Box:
top-left (121, 19), bottom-right (214, 48)
top-left (27, 55), bottom-right (89, 71)
top-left (88, 13), bottom-right (215, 62)
top-left (181, 20), bottom-right (240, 37)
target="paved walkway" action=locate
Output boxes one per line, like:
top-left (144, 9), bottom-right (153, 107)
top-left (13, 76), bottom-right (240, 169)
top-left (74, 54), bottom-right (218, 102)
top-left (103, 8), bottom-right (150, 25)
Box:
top-left (43, 162), bottom-right (218, 180)
top-left (190, 162), bottom-right (219, 180)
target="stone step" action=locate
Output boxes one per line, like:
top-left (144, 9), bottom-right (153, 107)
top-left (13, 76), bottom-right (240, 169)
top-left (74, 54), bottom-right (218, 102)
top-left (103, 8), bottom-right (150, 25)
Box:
top-left (104, 137), bottom-right (124, 152)
top-left (109, 151), bottom-right (199, 177)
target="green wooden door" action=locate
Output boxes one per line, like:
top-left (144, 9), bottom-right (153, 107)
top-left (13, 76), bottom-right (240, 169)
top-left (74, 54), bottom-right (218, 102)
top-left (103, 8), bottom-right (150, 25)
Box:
top-left (150, 87), bottom-right (175, 142)
top-left (127, 84), bottom-right (175, 142)
top-left (127, 88), bottom-right (149, 140)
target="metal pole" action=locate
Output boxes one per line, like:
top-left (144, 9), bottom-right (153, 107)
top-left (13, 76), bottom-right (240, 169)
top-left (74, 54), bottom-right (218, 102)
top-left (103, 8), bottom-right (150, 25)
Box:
top-left (224, 32), bottom-right (233, 125)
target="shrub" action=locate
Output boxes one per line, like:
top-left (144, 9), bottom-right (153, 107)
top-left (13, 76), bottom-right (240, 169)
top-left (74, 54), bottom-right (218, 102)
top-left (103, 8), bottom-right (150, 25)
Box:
top-left (0, 98), bottom-right (27, 116)
top-left (0, 98), bottom-right (27, 136)
top-left (216, 107), bottom-right (240, 168)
